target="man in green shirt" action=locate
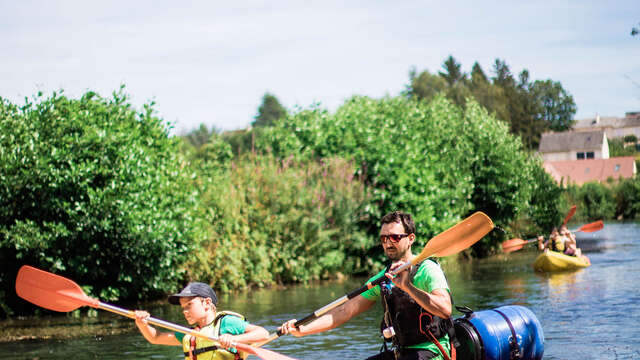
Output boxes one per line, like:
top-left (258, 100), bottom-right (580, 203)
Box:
top-left (280, 211), bottom-right (454, 360)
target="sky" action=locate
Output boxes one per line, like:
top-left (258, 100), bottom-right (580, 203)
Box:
top-left (1, 1), bottom-right (639, 135)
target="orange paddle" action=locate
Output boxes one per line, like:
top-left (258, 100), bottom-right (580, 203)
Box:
top-left (562, 205), bottom-right (577, 226)
top-left (571, 220), bottom-right (603, 233)
top-left (15, 265), bottom-right (297, 360)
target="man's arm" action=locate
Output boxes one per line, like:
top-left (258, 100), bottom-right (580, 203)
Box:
top-left (387, 261), bottom-right (452, 319)
top-left (280, 294), bottom-right (375, 336)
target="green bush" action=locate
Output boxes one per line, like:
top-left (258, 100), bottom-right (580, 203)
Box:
top-left (255, 95), bottom-right (535, 256)
top-left (525, 159), bottom-right (565, 232)
top-left (578, 182), bottom-right (616, 220)
top-left (614, 177), bottom-right (640, 219)
top-left (185, 154), bottom-right (371, 290)
top-left (0, 89), bottom-right (201, 315)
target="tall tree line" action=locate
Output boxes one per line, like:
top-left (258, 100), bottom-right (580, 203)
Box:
top-left (406, 55), bottom-right (576, 149)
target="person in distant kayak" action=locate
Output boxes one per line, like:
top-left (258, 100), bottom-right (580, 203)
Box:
top-left (559, 225), bottom-right (582, 257)
top-left (133, 282), bottom-right (269, 360)
top-left (537, 226), bottom-right (581, 257)
top-left (279, 211), bottom-right (456, 360)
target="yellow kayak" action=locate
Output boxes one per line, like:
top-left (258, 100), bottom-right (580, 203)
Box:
top-left (533, 250), bottom-right (591, 272)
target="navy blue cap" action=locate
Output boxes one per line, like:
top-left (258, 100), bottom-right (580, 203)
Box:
top-left (168, 282), bottom-right (218, 305)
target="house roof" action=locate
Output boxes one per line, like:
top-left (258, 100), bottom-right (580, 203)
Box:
top-left (573, 113), bottom-right (640, 130)
top-left (538, 130), bottom-right (605, 153)
top-left (543, 157), bottom-right (637, 185)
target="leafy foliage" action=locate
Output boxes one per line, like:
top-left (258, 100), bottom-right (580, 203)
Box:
top-left (185, 154), bottom-right (370, 290)
top-left (614, 177), bottom-right (640, 219)
top-left (0, 89), bottom-right (201, 315)
top-left (255, 95), bottom-right (536, 257)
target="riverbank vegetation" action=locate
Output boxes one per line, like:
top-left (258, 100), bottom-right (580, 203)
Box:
top-left (2, 57), bottom-right (639, 316)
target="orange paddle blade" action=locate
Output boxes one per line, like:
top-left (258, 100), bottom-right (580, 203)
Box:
top-left (563, 205), bottom-right (577, 226)
top-left (417, 212), bottom-right (494, 260)
top-left (501, 238), bottom-right (528, 253)
top-left (15, 265), bottom-right (99, 312)
top-left (576, 220), bottom-right (604, 233)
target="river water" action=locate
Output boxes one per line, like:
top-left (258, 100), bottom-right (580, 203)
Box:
top-left (1, 222), bottom-right (638, 359)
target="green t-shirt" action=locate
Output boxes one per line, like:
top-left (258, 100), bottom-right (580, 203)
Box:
top-left (174, 314), bottom-right (248, 343)
top-left (361, 259), bottom-right (451, 359)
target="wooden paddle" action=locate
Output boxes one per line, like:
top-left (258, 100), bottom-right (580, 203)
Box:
top-left (15, 265), bottom-right (297, 360)
top-left (502, 220), bottom-right (604, 253)
top-left (255, 211), bottom-right (494, 347)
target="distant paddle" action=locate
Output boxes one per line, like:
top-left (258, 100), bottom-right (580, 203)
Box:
top-left (571, 220), bottom-right (603, 233)
top-left (501, 220), bottom-right (604, 253)
top-left (563, 205), bottom-right (577, 226)
top-left (15, 266), bottom-right (297, 360)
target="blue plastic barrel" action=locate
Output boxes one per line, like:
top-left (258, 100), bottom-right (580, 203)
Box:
top-left (454, 305), bottom-right (544, 360)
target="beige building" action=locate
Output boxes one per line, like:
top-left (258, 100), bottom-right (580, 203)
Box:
top-left (538, 130), bottom-right (609, 162)
top-left (573, 112), bottom-right (640, 140)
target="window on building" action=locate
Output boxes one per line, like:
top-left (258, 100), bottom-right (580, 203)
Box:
top-left (615, 164), bottom-right (621, 172)
top-left (586, 152), bottom-right (595, 159)
top-left (577, 152), bottom-right (585, 159)
top-left (585, 167), bottom-right (590, 173)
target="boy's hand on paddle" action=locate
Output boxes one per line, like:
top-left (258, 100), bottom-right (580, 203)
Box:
top-left (134, 310), bottom-right (150, 324)
top-left (218, 333), bottom-right (234, 349)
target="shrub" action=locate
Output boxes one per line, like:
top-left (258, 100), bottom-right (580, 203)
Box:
top-left (0, 89), bottom-right (201, 315)
top-left (184, 154), bottom-right (371, 290)
top-left (578, 182), bottom-right (615, 220)
top-left (255, 95), bottom-right (535, 257)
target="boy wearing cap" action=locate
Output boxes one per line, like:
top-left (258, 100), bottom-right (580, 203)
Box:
top-left (134, 282), bottom-right (269, 360)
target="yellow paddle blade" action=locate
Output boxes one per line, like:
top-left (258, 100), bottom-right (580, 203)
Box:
top-left (414, 212), bottom-right (494, 263)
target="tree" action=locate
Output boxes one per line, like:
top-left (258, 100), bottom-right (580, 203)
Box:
top-left (253, 92), bottom-right (287, 128)
top-left (529, 79), bottom-right (576, 132)
top-left (406, 67), bottom-right (448, 102)
top-left (439, 55), bottom-right (466, 86)
top-left (183, 123), bottom-right (214, 149)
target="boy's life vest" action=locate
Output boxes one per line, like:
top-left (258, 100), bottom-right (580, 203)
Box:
top-left (379, 259), bottom-right (456, 348)
top-left (182, 311), bottom-right (248, 360)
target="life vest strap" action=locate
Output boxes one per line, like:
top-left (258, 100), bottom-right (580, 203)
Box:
top-left (184, 345), bottom-right (219, 357)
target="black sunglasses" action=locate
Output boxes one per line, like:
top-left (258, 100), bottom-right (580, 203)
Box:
top-left (380, 234), bottom-right (409, 243)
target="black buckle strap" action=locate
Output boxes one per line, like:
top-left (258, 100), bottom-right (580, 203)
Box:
top-left (492, 309), bottom-right (522, 359)
top-left (184, 345), bottom-right (219, 357)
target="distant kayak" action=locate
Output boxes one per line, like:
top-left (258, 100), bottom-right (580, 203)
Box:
top-left (533, 250), bottom-right (591, 272)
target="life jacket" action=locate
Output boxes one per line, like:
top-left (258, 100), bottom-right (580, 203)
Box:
top-left (379, 259), bottom-right (456, 349)
top-left (182, 311), bottom-right (248, 360)
top-left (550, 235), bottom-right (565, 252)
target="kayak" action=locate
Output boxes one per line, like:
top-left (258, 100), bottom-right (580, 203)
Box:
top-left (533, 250), bottom-right (591, 272)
